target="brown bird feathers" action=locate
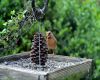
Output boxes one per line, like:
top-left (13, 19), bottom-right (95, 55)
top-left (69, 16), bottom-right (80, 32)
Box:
top-left (46, 31), bottom-right (57, 55)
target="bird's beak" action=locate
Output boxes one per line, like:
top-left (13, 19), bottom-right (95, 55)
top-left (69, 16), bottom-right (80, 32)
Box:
top-left (46, 31), bottom-right (52, 39)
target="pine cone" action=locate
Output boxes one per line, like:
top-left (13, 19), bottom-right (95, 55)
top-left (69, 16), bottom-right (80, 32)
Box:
top-left (30, 32), bottom-right (48, 66)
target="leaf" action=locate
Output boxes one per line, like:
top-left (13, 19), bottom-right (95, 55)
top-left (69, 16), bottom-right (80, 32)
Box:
top-left (10, 10), bottom-right (15, 15)
top-left (0, 28), bottom-right (9, 34)
top-left (3, 22), bottom-right (7, 26)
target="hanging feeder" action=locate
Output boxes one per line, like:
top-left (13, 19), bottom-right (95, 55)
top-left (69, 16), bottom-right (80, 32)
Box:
top-left (30, 0), bottom-right (49, 68)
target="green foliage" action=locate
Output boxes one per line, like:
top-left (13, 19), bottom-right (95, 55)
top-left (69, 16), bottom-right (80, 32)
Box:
top-left (0, 0), bottom-right (24, 33)
top-left (0, 0), bottom-right (100, 80)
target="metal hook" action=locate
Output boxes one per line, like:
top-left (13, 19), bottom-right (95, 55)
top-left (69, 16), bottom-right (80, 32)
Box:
top-left (31, 0), bottom-right (48, 20)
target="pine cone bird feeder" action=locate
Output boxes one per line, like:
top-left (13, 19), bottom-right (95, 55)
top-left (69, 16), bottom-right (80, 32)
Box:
top-left (30, 32), bottom-right (48, 66)
top-left (30, 0), bottom-right (49, 68)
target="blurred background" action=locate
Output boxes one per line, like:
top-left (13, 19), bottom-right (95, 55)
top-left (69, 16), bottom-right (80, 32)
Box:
top-left (0, 0), bottom-right (100, 80)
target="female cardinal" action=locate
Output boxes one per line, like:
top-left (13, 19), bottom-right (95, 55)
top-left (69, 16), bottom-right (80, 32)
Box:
top-left (46, 31), bottom-right (57, 55)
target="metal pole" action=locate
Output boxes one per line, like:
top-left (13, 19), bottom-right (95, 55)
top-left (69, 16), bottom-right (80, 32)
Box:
top-left (38, 23), bottom-right (41, 67)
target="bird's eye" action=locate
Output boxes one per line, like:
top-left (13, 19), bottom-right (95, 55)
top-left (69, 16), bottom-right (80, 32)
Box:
top-left (48, 33), bottom-right (51, 35)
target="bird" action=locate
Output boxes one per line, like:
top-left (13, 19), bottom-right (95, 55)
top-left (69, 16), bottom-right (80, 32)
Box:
top-left (46, 31), bottom-right (57, 55)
